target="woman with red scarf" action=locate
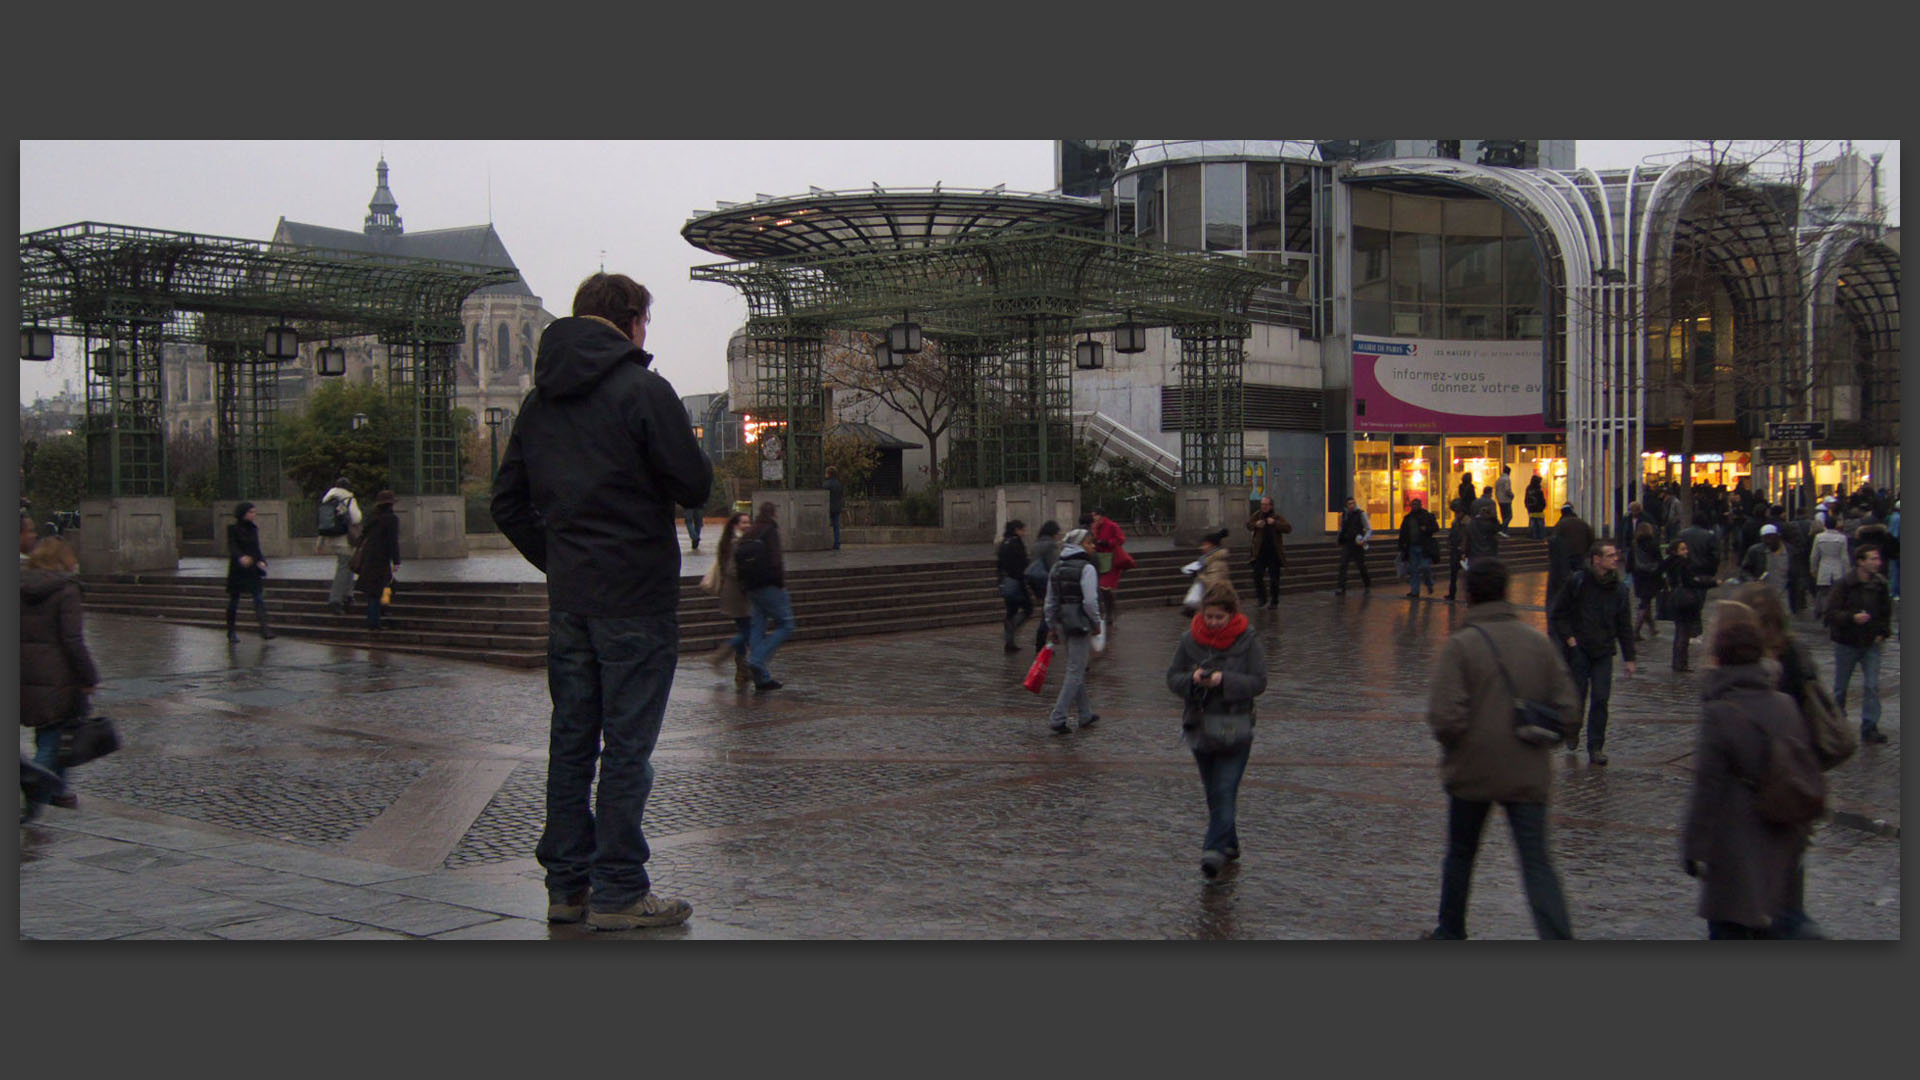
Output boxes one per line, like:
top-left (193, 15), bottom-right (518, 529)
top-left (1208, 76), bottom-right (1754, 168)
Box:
top-left (1165, 582), bottom-right (1268, 879)
top-left (1088, 507), bottom-right (1132, 623)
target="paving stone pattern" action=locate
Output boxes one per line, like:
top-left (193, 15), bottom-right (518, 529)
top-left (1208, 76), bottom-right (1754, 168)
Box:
top-left (19, 570), bottom-right (1901, 940)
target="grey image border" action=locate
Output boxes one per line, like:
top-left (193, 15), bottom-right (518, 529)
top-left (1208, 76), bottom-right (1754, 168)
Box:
top-left (5, 19), bottom-right (1912, 1073)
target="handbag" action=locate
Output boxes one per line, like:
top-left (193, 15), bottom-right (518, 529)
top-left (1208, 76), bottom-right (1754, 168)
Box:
top-left (55, 714), bottom-right (122, 768)
top-left (1793, 650), bottom-right (1857, 770)
top-left (1467, 625), bottom-right (1565, 746)
top-left (1022, 644), bottom-right (1054, 693)
top-left (699, 560), bottom-right (722, 595)
top-left (1182, 580), bottom-right (1206, 613)
top-left (1184, 690), bottom-right (1253, 752)
top-left (1654, 586), bottom-right (1675, 622)
top-left (999, 575), bottom-right (1026, 602)
top-left (1093, 550), bottom-right (1115, 574)
top-left (350, 543), bottom-right (367, 574)
top-left (1025, 557), bottom-right (1049, 593)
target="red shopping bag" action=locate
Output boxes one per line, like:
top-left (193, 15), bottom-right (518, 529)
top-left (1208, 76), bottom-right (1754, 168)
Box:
top-left (1022, 644), bottom-right (1055, 693)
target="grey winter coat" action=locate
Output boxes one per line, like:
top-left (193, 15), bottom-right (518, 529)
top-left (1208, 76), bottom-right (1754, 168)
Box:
top-left (1681, 662), bottom-right (1808, 930)
top-left (20, 568), bottom-right (101, 728)
top-left (1164, 619), bottom-right (1267, 751)
top-left (1426, 601), bottom-right (1580, 804)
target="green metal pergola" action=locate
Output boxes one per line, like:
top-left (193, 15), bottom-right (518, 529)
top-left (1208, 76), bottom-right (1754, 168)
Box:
top-left (19, 222), bottom-right (518, 499)
top-left (691, 223), bottom-right (1301, 488)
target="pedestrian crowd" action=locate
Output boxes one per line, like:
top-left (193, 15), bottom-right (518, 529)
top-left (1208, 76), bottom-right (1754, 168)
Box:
top-left (21, 268), bottom-right (1898, 939)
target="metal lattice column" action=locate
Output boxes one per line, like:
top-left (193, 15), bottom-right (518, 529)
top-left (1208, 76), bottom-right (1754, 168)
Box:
top-left (943, 336), bottom-right (1005, 489)
top-left (82, 319), bottom-right (168, 497)
top-left (1174, 321), bottom-right (1249, 486)
top-left (1000, 316), bottom-right (1074, 485)
top-left (749, 322), bottom-right (825, 490)
top-left (207, 329), bottom-right (283, 500)
top-left (385, 333), bottom-right (463, 496)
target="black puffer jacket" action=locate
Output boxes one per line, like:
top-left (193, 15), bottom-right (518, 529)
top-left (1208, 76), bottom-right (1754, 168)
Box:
top-left (21, 569), bottom-right (100, 728)
top-left (492, 316), bottom-right (713, 616)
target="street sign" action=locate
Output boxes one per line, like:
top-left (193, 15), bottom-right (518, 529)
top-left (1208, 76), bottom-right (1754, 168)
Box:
top-left (1758, 445), bottom-right (1799, 465)
top-left (1767, 421), bottom-right (1827, 441)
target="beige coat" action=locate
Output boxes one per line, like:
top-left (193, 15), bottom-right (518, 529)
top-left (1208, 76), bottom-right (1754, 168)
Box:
top-left (1427, 601), bottom-right (1580, 804)
top-left (1196, 546), bottom-right (1231, 592)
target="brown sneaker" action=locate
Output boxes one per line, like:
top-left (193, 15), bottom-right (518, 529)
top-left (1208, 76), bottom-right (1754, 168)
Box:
top-left (587, 892), bottom-right (693, 931)
top-left (546, 888), bottom-right (589, 924)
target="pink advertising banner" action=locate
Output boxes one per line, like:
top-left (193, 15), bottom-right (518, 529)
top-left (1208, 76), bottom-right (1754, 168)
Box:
top-left (1351, 337), bottom-right (1558, 433)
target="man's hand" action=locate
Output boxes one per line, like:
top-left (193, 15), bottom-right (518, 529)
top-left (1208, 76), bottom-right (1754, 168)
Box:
top-left (1854, 611), bottom-right (1871, 624)
top-left (238, 555), bottom-right (253, 568)
top-left (1624, 661), bottom-right (1637, 677)
top-left (1565, 636), bottom-right (1577, 648)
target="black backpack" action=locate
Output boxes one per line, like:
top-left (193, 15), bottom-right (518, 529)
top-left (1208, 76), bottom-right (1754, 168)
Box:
top-left (735, 534), bottom-right (774, 590)
top-left (317, 495), bottom-right (350, 537)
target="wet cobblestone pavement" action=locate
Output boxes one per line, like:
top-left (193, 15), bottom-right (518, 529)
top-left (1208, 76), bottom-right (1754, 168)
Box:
top-left (19, 571), bottom-right (1901, 939)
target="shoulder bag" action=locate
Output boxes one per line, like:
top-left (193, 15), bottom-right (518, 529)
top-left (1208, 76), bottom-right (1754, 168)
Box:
top-left (1790, 646), bottom-right (1857, 770)
top-left (1184, 681), bottom-right (1252, 752)
top-left (1467, 625), bottom-right (1565, 746)
top-left (699, 559), bottom-right (722, 595)
top-left (55, 697), bottom-right (122, 768)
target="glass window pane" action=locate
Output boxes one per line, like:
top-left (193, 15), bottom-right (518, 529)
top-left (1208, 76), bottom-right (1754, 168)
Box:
top-left (1391, 232), bottom-right (1441, 304)
top-left (1285, 163), bottom-right (1315, 253)
top-left (1136, 168), bottom-right (1162, 240)
top-left (1167, 164), bottom-right (1202, 250)
top-left (1247, 163), bottom-right (1283, 252)
top-left (1391, 193), bottom-right (1443, 234)
top-left (1444, 232), bottom-right (1502, 305)
top-left (1503, 234), bottom-right (1541, 309)
top-left (1205, 162), bottom-right (1243, 251)
top-left (1354, 299), bottom-right (1391, 336)
top-left (1444, 306), bottom-right (1502, 340)
top-left (1352, 225), bottom-right (1390, 303)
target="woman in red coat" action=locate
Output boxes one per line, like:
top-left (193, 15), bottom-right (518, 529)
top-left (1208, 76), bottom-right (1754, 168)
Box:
top-left (1088, 507), bottom-right (1132, 622)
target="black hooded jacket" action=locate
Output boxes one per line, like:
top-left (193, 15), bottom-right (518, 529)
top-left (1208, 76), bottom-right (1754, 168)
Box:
top-left (491, 316), bottom-right (713, 617)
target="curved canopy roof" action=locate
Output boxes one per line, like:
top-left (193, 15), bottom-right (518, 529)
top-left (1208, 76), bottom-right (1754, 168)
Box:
top-left (682, 187), bottom-right (1104, 260)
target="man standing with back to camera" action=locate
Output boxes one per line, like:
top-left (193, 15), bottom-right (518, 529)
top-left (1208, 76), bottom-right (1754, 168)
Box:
top-left (492, 272), bottom-right (713, 931)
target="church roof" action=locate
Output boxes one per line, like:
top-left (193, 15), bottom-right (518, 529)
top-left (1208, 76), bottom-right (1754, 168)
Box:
top-left (273, 218), bottom-right (534, 297)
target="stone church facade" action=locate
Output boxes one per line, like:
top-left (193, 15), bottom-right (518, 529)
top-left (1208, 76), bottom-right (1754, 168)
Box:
top-left (162, 159), bottom-right (554, 438)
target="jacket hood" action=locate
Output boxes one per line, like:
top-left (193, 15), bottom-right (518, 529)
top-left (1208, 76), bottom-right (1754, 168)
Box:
top-left (21, 567), bottom-right (76, 602)
top-left (534, 316), bottom-right (651, 399)
top-left (1059, 543), bottom-right (1088, 559)
top-left (1703, 659), bottom-right (1781, 699)
top-left (1462, 600), bottom-right (1519, 625)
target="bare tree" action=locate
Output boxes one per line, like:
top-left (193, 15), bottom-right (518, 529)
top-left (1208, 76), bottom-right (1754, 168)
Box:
top-left (819, 329), bottom-right (967, 491)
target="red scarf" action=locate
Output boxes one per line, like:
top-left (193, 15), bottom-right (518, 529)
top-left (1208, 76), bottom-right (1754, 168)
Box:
top-left (1189, 612), bottom-right (1249, 650)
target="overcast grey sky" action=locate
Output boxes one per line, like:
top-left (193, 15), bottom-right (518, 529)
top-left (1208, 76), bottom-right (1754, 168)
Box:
top-left (18, 139), bottom-right (1899, 405)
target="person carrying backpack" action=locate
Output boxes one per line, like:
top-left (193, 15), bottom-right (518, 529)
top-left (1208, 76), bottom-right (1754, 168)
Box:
top-left (739, 501), bottom-right (794, 692)
top-left (1681, 612), bottom-right (1825, 939)
top-left (315, 476), bottom-right (363, 615)
top-left (1043, 528), bottom-right (1104, 735)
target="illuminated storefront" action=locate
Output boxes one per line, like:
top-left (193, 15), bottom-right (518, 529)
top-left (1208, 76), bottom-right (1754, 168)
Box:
top-left (1641, 450), bottom-right (1752, 491)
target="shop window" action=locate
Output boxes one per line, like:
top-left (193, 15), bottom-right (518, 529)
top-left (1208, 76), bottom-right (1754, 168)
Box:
top-left (1443, 232), bottom-right (1502, 305)
top-left (1391, 232), bottom-right (1441, 304)
top-left (1444, 306), bottom-right (1501, 340)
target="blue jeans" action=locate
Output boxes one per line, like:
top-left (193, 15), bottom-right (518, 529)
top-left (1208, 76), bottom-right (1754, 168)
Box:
top-left (685, 513), bottom-right (703, 549)
top-left (747, 585), bottom-right (795, 682)
top-left (1529, 516), bottom-right (1545, 540)
top-left (726, 615), bottom-right (751, 657)
top-left (366, 591), bottom-right (385, 629)
top-left (1833, 640), bottom-right (1883, 734)
top-left (538, 611), bottom-right (680, 908)
top-left (33, 725), bottom-right (69, 793)
top-left (1434, 797), bottom-right (1572, 939)
top-left (1405, 548), bottom-right (1433, 592)
top-left (1192, 740), bottom-right (1251, 854)
top-left (830, 510), bottom-right (842, 549)
top-left (1566, 647), bottom-right (1615, 752)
